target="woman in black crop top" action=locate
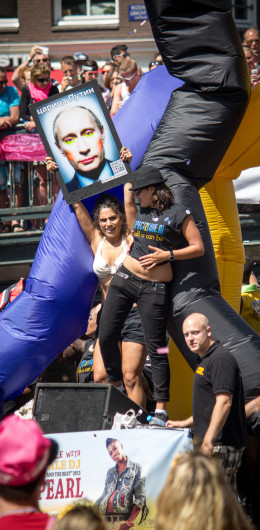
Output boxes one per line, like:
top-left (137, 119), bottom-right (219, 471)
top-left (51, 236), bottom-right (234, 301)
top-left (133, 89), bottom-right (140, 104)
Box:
top-left (98, 165), bottom-right (204, 419)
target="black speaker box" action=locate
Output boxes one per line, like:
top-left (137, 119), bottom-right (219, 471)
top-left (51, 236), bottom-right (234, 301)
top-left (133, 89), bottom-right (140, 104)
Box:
top-left (33, 383), bottom-right (147, 434)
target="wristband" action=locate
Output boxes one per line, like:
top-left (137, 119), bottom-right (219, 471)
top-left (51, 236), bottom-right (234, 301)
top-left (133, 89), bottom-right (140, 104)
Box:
top-left (126, 520), bottom-right (134, 527)
top-left (169, 249), bottom-right (175, 262)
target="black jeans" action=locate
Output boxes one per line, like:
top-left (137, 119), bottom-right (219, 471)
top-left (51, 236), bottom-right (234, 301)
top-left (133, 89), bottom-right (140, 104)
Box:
top-left (99, 265), bottom-right (171, 402)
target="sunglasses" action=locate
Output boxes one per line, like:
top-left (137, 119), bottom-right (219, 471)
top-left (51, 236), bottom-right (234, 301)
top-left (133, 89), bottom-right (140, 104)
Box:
top-left (247, 39), bottom-right (260, 46)
top-left (37, 77), bottom-right (50, 83)
top-left (133, 187), bottom-right (147, 195)
top-left (0, 80), bottom-right (8, 86)
top-left (35, 58), bottom-right (49, 64)
top-left (149, 60), bottom-right (163, 69)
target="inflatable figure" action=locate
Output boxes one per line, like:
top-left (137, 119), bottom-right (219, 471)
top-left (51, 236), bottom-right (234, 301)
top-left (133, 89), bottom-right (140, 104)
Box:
top-left (1, 1), bottom-right (260, 421)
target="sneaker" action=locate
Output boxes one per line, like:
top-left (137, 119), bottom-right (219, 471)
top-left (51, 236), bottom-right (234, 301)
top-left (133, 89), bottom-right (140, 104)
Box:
top-left (154, 411), bottom-right (168, 423)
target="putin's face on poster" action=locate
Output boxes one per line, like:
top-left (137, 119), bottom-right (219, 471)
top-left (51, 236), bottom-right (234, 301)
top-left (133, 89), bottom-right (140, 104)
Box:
top-left (53, 106), bottom-right (105, 182)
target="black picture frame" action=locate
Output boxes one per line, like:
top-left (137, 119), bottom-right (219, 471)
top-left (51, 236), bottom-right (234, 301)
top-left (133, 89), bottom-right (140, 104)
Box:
top-left (29, 81), bottom-right (132, 204)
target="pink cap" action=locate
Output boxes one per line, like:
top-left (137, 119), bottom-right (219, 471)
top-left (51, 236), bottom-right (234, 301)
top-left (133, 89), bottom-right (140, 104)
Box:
top-left (0, 415), bottom-right (55, 486)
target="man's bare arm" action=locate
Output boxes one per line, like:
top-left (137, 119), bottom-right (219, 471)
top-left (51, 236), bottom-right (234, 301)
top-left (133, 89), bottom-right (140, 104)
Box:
top-left (200, 393), bottom-right (232, 455)
top-left (166, 416), bottom-right (193, 429)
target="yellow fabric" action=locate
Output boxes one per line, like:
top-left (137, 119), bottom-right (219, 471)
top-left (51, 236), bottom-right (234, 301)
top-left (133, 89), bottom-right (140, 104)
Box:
top-left (200, 178), bottom-right (244, 312)
top-left (168, 87), bottom-right (260, 419)
top-left (240, 288), bottom-right (260, 335)
top-left (216, 84), bottom-right (260, 181)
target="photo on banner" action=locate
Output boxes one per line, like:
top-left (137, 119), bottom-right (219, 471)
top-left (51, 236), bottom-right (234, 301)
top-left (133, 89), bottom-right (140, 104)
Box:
top-left (29, 81), bottom-right (132, 204)
top-left (39, 428), bottom-right (192, 528)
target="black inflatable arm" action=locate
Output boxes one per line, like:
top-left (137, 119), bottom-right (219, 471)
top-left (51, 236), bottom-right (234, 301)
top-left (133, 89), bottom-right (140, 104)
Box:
top-left (141, 0), bottom-right (260, 402)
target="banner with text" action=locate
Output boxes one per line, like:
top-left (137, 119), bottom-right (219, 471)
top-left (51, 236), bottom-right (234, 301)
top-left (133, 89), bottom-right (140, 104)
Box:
top-left (40, 428), bottom-right (191, 528)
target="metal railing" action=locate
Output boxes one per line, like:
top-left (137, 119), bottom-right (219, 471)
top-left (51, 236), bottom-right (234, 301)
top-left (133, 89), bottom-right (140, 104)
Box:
top-left (0, 127), bottom-right (54, 269)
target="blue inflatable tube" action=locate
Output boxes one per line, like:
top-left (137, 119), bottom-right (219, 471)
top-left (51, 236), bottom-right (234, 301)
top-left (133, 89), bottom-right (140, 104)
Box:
top-left (0, 67), bottom-right (181, 403)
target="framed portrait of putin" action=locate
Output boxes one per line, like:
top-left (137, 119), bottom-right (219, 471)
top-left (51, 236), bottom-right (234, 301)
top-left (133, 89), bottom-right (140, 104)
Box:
top-left (29, 81), bottom-right (133, 204)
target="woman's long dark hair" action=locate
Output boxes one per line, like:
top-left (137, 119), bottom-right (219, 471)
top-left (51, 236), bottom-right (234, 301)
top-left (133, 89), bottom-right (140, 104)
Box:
top-left (93, 194), bottom-right (128, 235)
top-left (151, 183), bottom-right (174, 212)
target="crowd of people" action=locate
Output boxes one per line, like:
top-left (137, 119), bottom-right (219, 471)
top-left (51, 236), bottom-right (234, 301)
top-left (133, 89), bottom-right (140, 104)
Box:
top-left (0, 29), bottom-right (259, 232)
top-left (0, 43), bottom-right (161, 233)
top-left (1, 22), bottom-right (260, 530)
top-left (0, 416), bottom-right (253, 530)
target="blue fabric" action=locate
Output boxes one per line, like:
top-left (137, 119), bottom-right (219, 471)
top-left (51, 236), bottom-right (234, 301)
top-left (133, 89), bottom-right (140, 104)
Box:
top-left (0, 86), bottom-right (20, 117)
top-left (0, 67), bottom-right (178, 402)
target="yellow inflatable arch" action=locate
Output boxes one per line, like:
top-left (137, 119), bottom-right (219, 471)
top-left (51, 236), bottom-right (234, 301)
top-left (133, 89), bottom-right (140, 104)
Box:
top-left (169, 85), bottom-right (260, 419)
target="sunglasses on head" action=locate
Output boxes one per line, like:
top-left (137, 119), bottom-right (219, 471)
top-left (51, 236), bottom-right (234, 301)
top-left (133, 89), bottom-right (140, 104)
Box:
top-left (113, 53), bottom-right (126, 58)
top-left (123, 72), bottom-right (137, 82)
top-left (149, 60), bottom-right (163, 68)
top-left (37, 77), bottom-right (50, 83)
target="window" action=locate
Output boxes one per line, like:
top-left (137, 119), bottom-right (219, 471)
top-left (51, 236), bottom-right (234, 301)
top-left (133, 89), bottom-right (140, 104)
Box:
top-left (229, 0), bottom-right (257, 30)
top-left (53, 0), bottom-right (119, 27)
top-left (0, 0), bottom-right (19, 29)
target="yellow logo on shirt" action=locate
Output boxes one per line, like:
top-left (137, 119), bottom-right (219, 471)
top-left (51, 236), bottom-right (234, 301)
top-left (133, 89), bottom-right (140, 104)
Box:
top-left (196, 366), bottom-right (204, 375)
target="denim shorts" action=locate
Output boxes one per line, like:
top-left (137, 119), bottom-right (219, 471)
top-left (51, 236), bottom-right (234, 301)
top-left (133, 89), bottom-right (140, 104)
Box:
top-left (97, 305), bottom-right (145, 345)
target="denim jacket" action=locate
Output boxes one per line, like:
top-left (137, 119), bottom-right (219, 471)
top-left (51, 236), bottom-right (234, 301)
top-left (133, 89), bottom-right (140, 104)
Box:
top-left (96, 458), bottom-right (146, 515)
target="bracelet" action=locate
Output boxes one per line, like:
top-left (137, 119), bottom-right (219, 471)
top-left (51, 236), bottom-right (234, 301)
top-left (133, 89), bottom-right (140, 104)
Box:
top-left (126, 520), bottom-right (134, 527)
top-left (169, 249), bottom-right (175, 262)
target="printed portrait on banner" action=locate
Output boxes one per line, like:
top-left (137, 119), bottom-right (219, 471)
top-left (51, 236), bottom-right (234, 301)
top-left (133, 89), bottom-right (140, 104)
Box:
top-left (29, 81), bottom-right (132, 203)
top-left (39, 429), bottom-right (192, 528)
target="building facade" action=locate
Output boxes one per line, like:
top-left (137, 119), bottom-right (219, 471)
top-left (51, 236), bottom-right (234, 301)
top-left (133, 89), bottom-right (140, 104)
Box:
top-left (0, 0), bottom-right (259, 71)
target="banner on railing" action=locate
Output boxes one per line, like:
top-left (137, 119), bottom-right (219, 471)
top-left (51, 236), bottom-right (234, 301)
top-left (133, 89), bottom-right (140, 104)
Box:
top-left (40, 428), bottom-right (192, 527)
top-left (0, 133), bottom-right (47, 162)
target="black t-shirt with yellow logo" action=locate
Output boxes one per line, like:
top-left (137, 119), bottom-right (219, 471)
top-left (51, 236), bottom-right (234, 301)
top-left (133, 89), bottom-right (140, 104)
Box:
top-left (129, 204), bottom-right (190, 260)
top-left (192, 341), bottom-right (247, 447)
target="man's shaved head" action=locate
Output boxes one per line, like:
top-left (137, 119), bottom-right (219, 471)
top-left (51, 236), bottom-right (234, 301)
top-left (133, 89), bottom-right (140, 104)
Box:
top-left (183, 313), bottom-right (209, 330)
top-left (182, 313), bottom-right (213, 357)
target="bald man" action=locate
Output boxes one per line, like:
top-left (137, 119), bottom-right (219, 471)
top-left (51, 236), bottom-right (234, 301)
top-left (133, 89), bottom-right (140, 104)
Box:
top-left (167, 313), bottom-right (247, 490)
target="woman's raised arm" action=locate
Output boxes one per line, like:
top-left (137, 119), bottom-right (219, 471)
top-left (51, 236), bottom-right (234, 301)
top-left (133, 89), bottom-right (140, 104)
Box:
top-left (72, 201), bottom-right (98, 250)
top-left (124, 182), bottom-right (137, 231)
top-left (46, 156), bottom-right (98, 250)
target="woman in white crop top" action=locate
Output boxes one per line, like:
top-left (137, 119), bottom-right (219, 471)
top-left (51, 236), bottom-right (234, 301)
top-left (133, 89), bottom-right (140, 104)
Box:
top-left (46, 148), bottom-right (148, 408)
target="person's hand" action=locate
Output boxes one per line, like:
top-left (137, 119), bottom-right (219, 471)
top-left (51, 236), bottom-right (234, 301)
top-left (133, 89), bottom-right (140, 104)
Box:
top-left (0, 117), bottom-right (11, 129)
top-left (29, 45), bottom-right (44, 61)
top-left (46, 157), bottom-right (58, 172)
top-left (139, 246), bottom-right (169, 269)
top-left (127, 230), bottom-right (134, 253)
top-left (251, 70), bottom-right (260, 85)
top-left (60, 76), bottom-right (71, 92)
top-left (166, 420), bottom-right (185, 428)
top-left (115, 100), bottom-right (125, 113)
top-left (0, 117), bottom-right (8, 130)
top-left (24, 121), bottom-right (36, 132)
top-left (120, 146), bottom-right (132, 163)
top-left (200, 439), bottom-right (213, 456)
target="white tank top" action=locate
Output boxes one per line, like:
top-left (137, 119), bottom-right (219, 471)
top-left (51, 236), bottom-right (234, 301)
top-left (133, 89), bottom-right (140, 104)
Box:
top-left (121, 82), bottom-right (130, 102)
top-left (93, 236), bottom-right (128, 279)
